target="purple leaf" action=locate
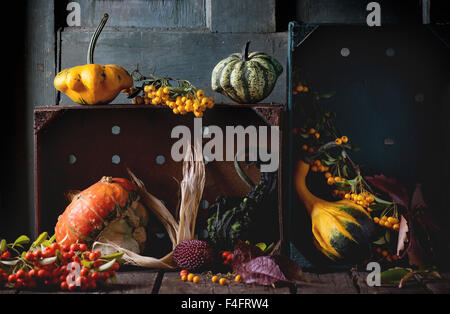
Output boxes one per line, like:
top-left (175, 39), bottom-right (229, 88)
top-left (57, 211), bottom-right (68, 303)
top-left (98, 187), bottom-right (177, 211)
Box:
top-left (365, 174), bottom-right (410, 209)
top-left (410, 184), bottom-right (427, 212)
top-left (241, 256), bottom-right (289, 286)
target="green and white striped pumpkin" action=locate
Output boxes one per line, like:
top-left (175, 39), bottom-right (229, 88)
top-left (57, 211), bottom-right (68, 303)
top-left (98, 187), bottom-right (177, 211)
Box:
top-left (211, 42), bottom-right (283, 104)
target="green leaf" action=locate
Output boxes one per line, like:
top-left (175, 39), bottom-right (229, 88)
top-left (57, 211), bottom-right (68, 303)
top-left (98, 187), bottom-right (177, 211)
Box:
top-left (48, 234), bottom-right (56, 243)
top-left (101, 252), bottom-right (124, 261)
top-left (12, 235), bottom-right (30, 248)
top-left (373, 196), bottom-right (393, 205)
top-left (0, 239), bottom-right (6, 253)
top-left (98, 259), bottom-right (116, 272)
top-left (373, 231), bottom-right (390, 245)
top-left (299, 133), bottom-right (309, 139)
top-left (0, 260), bottom-right (19, 266)
top-left (322, 159), bottom-right (336, 166)
top-left (32, 232), bottom-right (48, 248)
top-left (264, 242), bottom-right (275, 254)
top-left (255, 243), bottom-right (267, 252)
top-left (81, 260), bottom-right (93, 268)
top-left (342, 165), bottom-right (349, 178)
top-left (38, 256), bottom-right (57, 265)
top-left (381, 268), bottom-right (412, 284)
top-left (320, 92), bottom-right (335, 99)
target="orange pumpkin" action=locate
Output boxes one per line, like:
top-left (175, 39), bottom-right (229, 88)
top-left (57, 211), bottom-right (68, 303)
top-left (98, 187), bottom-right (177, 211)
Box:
top-left (55, 177), bottom-right (148, 253)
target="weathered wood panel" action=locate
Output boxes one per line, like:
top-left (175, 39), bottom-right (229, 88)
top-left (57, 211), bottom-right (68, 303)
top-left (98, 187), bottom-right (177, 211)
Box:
top-left (27, 0), bottom-right (57, 239)
top-left (296, 0), bottom-right (406, 25)
top-left (74, 0), bottom-right (206, 29)
top-left (420, 272), bottom-right (450, 294)
top-left (104, 269), bottom-right (160, 294)
top-left (158, 272), bottom-right (214, 294)
top-left (351, 271), bottom-right (430, 294)
top-left (207, 0), bottom-right (276, 33)
top-left (157, 272), bottom-right (290, 294)
top-left (295, 272), bottom-right (358, 294)
top-left (58, 29), bottom-right (287, 105)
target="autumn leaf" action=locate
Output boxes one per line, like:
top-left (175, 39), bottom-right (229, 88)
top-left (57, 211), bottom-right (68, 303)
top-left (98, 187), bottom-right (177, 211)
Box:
top-left (365, 174), bottom-right (409, 209)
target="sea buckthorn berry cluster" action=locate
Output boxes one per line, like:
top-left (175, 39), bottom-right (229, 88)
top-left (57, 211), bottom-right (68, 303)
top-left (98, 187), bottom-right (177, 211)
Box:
top-left (345, 192), bottom-right (375, 210)
top-left (123, 71), bottom-right (215, 117)
top-left (335, 136), bottom-right (349, 145)
top-left (375, 247), bottom-right (399, 263)
top-left (309, 160), bottom-right (329, 173)
top-left (373, 216), bottom-right (400, 231)
top-left (292, 82), bottom-right (309, 95)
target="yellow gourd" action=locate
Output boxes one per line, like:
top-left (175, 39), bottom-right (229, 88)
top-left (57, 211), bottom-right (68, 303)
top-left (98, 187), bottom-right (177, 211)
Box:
top-left (54, 14), bottom-right (133, 105)
top-left (294, 160), bottom-right (375, 261)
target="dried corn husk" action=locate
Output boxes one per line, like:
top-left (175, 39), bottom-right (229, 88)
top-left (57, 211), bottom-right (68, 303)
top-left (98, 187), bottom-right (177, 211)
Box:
top-left (93, 143), bottom-right (205, 269)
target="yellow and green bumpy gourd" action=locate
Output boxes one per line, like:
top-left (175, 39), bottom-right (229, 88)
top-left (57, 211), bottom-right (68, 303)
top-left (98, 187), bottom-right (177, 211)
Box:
top-left (54, 14), bottom-right (133, 105)
top-left (294, 160), bottom-right (375, 261)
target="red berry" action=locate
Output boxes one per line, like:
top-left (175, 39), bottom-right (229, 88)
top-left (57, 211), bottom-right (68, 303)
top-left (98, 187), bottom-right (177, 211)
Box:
top-left (79, 244), bottom-right (88, 252)
top-left (88, 252), bottom-right (97, 261)
top-left (80, 267), bottom-right (90, 277)
top-left (42, 247), bottom-right (54, 258)
top-left (8, 274), bottom-right (17, 283)
top-left (32, 250), bottom-right (41, 259)
top-left (62, 244), bottom-right (70, 252)
top-left (221, 251), bottom-right (231, 259)
top-left (72, 256), bottom-right (81, 263)
top-left (16, 279), bottom-right (24, 288)
top-left (25, 252), bottom-right (34, 261)
top-left (226, 254), bottom-right (233, 261)
top-left (113, 262), bottom-right (120, 272)
top-left (28, 269), bottom-right (37, 278)
top-left (1, 251), bottom-right (11, 259)
top-left (60, 281), bottom-right (68, 291)
top-left (37, 269), bottom-right (49, 279)
top-left (93, 260), bottom-right (103, 268)
top-left (70, 244), bottom-right (79, 252)
top-left (50, 243), bottom-right (59, 251)
top-left (90, 272), bottom-right (100, 281)
top-left (16, 269), bottom-right (27, 279)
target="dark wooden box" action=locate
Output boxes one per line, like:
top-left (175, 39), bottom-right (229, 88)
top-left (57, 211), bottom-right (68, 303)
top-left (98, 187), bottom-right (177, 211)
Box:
top-left (34, 104), bottom-right (284, 255)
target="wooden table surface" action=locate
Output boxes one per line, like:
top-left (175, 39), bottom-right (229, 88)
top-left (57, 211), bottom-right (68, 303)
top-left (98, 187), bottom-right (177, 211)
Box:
top-left (1, 270), bottom-right (449, 294)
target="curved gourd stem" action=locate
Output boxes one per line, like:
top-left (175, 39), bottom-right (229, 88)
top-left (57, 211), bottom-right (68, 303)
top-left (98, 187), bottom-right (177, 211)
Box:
top-left (294, 160), bottom-right (324, 215)
top-left (241, 41), bottom-right (251, 62)
top-left (234, 150), bottom-right (256, 189)
top-left (87, 13), bottom-right (109, 64)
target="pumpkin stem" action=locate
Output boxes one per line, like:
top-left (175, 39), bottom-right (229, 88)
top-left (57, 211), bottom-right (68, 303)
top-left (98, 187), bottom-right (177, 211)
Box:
top-left (87, 13), bottom-right (109, 64)
top-left (101, 176), bottom-right (113, 183)
top-left (241, 41), bottom-right (251, 62)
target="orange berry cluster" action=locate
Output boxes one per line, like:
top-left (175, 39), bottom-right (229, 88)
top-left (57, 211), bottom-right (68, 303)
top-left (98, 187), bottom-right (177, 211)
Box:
top-left (373, 216), bottom-right (400, 231)
top-left (179, 269), bottom-right (201, 284)
top-left (310, 159), bottom-right (329, 173)
top-left (344, 191), bottom-right (375, 211)
top-left (126, 85), bottom-right (215, 117)
top-left (334, 136), bottom-right (349, 145)
top-left (375, 247), bottom-right (399, 263)
top-left (293, 83), bottom-right (309, 95)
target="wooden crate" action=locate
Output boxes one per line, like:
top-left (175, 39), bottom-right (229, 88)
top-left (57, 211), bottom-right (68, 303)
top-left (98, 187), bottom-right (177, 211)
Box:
top-left (34, 104), bottom-right (284, 255)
